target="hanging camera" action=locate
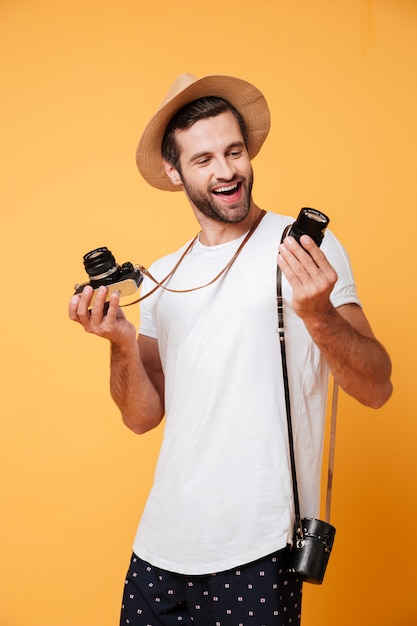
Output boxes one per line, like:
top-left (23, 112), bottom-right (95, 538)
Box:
top-left (287, 517), bottom-right (336, 584)
top-left (73, 247), bottom-right (143, 305)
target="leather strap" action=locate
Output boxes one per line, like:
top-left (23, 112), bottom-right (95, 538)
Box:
top-left (277, 225), bottom-right (338, 542)
top-left (326, 378), bottom-right (338, 523)
top-left (122, 210), bottom-right (267, 307)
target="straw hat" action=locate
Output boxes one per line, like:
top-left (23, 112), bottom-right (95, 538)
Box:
top-left (135, 73), bottom-right (271, 191)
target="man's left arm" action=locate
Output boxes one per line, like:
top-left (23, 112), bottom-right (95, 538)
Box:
top-left (278, 234), bottom-right (393, 409)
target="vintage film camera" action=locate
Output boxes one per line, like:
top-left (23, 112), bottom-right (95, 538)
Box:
top-left (73, 247), bottom-right (143, 306)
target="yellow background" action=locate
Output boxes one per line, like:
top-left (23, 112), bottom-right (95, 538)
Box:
top-left (1, 1), bottom-right (416, 624)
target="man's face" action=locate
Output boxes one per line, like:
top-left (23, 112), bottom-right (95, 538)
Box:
top-left (167, 111), bottom-right (254, 224)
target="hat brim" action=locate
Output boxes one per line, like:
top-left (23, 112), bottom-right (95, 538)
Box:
top-left (136, 74), bottom-right (270, 192)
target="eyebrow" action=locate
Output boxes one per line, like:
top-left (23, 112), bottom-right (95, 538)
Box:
top-left (188, 141), bottom-right (246, 165)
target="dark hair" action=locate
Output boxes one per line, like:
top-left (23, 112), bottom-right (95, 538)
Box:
top-left (162, 96), bottom-right (248, 172)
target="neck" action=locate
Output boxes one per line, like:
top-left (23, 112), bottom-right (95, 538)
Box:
top-left (195, 203), bottom-right (265, 246)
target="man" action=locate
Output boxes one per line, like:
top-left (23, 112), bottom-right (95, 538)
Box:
top-left (69, 73), bottom-right (392, 625)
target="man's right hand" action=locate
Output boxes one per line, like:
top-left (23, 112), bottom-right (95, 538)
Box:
top-left (68, 285), bottom-right (137, 347)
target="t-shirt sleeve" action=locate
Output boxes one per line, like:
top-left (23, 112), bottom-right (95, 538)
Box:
top-left (323, 230), bottom-right (362, 309)
top-left (138, 273), bottom-right (158, 339)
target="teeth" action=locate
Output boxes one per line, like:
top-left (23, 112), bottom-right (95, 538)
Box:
top-left (213, 184), bottom-right (238, 194)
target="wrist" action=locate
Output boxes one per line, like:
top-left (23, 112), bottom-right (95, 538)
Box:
top-left (111, 334), bottom-right (138, 356)
top-left (302, 305), bottom-right (340, 338)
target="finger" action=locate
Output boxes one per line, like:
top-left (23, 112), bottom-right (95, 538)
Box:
top-left (298, 236), bottom-right (339, 289)
top-left (284, 235), bottom-right (318, 264)
top-left (90, 286), bottom-right (109, 326)
top-left (279, 238), bottom-right (312, 283)
top-left (68, 294), bottom-right (81, 321)
top-left (76, 285), bottom-right (95, 324)
top-left (277, 245), bottom-right (295, 277)
top-left (105, 291), bottom-right (123, 321)
top-left (282, 236), bottom-right (329, 281)
top-left (298, 235), bottom-right (326, 266)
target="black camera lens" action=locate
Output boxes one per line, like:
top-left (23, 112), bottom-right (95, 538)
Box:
top-left (288, 208), bottom-right (330, 247)
top-left (83, 247), bottom-right (122, 286)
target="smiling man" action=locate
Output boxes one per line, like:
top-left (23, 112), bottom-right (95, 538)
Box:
top-left (69, 73), bottom-right (392, 625)
top-left (162, 102), bottom-right (254, 228)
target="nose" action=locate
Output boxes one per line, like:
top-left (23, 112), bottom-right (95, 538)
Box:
top-left (214, 156), bottom-right (236, 180)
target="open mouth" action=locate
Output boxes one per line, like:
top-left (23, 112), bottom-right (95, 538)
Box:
top-left (212, 182), bottom-right (241, 196)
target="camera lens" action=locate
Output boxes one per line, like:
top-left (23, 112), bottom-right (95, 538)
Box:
top-left (301, 208), bottom-right (328, 224)
top-left (290, 208), bottom-right (329, 247)
top-left (83, 247), bottom-right (122, 286)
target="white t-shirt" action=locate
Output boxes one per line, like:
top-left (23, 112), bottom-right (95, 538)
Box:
top-left (134, 210), bottom-right (361, 575)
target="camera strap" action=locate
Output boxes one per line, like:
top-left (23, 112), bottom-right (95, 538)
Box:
top-left (277, 226), bottom-right (338, 544)
top-left (122, 209), bottom-right (267, 306)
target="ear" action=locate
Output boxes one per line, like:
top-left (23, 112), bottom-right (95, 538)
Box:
top-left (163, 160), bottom-right (183, 187)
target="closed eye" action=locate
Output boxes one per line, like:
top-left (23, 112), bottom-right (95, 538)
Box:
top-left (195, 156), bottom-right (211, 165)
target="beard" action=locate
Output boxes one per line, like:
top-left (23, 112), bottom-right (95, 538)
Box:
top-left (180, 168), bottom-right (254, 224)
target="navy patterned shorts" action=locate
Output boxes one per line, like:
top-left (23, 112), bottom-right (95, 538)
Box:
top-left (120, 548), bottom-right (302, 625)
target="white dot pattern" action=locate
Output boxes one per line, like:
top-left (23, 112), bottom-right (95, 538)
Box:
top-left (120, 549), bottom-right (302, 625)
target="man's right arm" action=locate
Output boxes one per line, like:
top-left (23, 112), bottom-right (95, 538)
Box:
top-left (110, 334), bottom-right (165, 434)
top-left (69, 285), bottom-right (165, 434)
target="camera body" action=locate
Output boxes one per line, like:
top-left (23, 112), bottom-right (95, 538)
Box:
top-left (74, 247), bottom-right (143, 305)
top-left (287, 207), bottom-right (330, 248)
